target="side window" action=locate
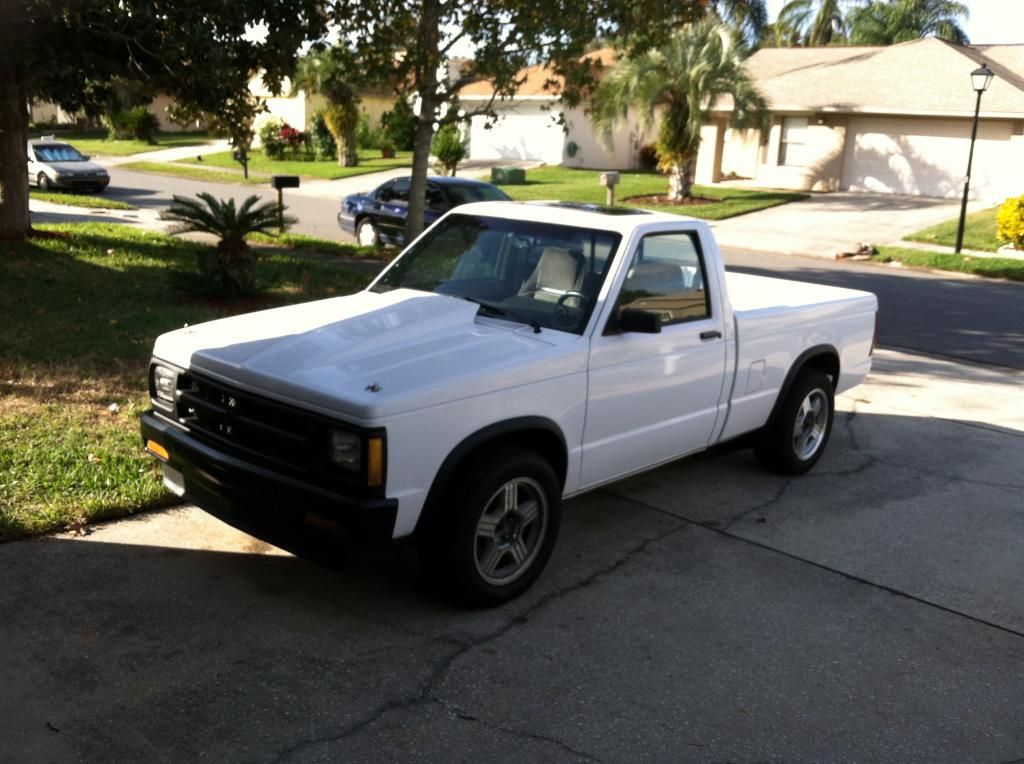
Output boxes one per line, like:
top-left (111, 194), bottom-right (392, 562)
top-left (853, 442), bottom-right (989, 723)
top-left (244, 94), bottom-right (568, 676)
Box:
top-left (779, 116), bottom-right (808, 166)
top-left (617, 231), bottom-right (710, 326)
top-left (425, 185), bottom-right (448, 210)
top-left (375, 181), bottom-right (395, 202)
top-left (391, 179), bottom-right (411, 203)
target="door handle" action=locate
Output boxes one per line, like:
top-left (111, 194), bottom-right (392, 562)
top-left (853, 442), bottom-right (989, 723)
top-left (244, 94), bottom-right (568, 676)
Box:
top-left (700, 330), bottom-right (722, 340)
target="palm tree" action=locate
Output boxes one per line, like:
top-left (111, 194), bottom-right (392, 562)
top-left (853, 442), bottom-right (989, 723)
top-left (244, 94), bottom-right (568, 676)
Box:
top-left (590, 19), bottom-right (768, 201)
top-left (774, 0), bottom-right (848, 46)
top-left (708, 0), bottom-right (769, 49)
top-left (847, 0), bottom-right (969, 45)
top-left (160, 193), bottom-right (296, 295)
top-left (293, 48), bottom-right (361, 167)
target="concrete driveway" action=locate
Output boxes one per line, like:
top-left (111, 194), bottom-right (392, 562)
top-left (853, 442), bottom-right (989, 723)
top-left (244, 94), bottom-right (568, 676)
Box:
top-left (710, 191), bottom-right (984, 259)
top-left (3, 349), bottom-right (1023, 762)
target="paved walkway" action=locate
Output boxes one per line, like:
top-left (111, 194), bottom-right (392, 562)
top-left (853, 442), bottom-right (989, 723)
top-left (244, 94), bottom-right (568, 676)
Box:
top-left (708, 190), bottom-right (994, 259)
top-left (93, 140), bottom-right (231, 167)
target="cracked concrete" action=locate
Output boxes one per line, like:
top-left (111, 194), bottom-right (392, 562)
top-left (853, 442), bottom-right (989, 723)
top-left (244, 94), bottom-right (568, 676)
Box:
top-left (2, 348), bottom-right (1024, 762)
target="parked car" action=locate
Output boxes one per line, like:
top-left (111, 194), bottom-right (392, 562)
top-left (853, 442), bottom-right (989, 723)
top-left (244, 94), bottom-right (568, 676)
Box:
top-left (142, 201), bottom-right (878, 606)
top-left (338, 175), bottom-right (511, 247)
top-left (27, 138), bottom-right (110, 193)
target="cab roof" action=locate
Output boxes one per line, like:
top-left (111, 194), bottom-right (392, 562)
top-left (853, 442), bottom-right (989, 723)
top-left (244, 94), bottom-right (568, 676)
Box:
top-left (447, 200), bottom-right (700, 234)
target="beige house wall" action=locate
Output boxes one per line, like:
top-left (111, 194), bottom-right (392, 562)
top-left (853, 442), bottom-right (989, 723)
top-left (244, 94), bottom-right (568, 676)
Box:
top-left (562, 104), bottom-right (655, 170)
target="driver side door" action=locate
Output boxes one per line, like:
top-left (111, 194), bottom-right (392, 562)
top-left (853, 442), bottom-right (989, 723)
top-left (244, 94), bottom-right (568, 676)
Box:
top-left (580, 230), bottom-right (728, 487)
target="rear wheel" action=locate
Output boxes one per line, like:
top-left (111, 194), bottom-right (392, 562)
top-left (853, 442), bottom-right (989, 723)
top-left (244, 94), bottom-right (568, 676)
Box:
top-left (419, 446), bottom-right (561, 607)
top-left (754, 369), bottom-right (834, 475)
top-left (356, 218), bottom-right (380, 247)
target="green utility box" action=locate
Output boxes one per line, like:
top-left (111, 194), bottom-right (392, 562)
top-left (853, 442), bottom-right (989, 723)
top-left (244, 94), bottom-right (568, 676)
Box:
top-left (491, 166), bottom-right (526, 185)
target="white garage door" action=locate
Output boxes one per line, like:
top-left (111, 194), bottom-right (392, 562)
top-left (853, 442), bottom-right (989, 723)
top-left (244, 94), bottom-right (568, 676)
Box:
top-left (468, 105), bottom-right (564, 164)
top-left (841, 117), bottom-right (1014, 201)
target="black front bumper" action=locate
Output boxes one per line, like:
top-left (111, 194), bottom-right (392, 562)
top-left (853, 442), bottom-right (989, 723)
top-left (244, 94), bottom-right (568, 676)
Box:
top-left (141, 412), bottom-right (398, 550)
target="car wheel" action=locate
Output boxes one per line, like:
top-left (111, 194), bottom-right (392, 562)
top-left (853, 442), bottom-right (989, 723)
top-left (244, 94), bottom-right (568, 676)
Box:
top-left (356, 218), bottom-right (380, 247)
top-left (419, 445), bottom-right (562, 608)
top-left (754, 369), bottom-right (834, 475)
top-left (37, 173), bottom-right (51, 191)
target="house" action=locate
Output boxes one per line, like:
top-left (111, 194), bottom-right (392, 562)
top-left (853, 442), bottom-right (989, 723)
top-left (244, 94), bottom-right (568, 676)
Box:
top-left (461, 37), bottom-right (1024, 203)
top-left (459, 49), bottom-right (656, 170)
top-left (700, 38), bottom-right (1024, 202)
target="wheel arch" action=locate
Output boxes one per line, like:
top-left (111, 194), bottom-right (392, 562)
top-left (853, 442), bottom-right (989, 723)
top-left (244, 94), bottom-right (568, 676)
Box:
top-left (766, 345), bottom-right (839, 426)
top-left (415, 417), bottom-right (568, 534)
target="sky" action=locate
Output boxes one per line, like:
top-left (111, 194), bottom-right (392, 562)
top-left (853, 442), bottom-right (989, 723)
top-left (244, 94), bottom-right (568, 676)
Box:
top-left (763, 0), bottom-right (1024, 44)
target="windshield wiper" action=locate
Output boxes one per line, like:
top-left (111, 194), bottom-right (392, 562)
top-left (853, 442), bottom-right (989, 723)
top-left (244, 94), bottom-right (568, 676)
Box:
top-left (463, 297), bottom-right (541, 334)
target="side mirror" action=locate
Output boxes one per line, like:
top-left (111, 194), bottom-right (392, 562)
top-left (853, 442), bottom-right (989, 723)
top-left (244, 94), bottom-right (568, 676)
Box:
top-left (618, 308), bottom-right (662, 334)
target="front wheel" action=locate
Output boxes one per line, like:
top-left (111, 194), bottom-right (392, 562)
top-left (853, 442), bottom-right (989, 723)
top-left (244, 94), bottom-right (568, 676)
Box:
top-left (356, 218), bottom-right (380, 247)
top-left (419, 446), bottom-right (562, 607)
top-left (37, 173), bottom-right (52, 190)
top-left (754, 369), bottom-right (834, 475)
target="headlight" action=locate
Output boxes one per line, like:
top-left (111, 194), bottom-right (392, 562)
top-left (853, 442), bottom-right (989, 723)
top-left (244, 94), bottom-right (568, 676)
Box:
top-left (328, 430), bottom-right (362, 472)
top-left (152, 364), bottom-right (177, 405)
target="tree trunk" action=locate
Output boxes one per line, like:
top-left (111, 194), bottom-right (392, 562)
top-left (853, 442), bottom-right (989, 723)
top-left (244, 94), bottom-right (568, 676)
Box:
top-left (404, 98), bottom-right (438, 243)
top-left (404, 0), bottom-right (442, 244)
top-left (0, 54), bottom-right (30, 241)
top-left (343, 123), bottom-right (358, 167)
top-left (666, 158), bottom-right (695, 202)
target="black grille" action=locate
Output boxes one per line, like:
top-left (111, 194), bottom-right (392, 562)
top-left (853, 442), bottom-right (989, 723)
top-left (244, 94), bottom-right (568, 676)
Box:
top-left (176, 372), bottom-right (322, 477)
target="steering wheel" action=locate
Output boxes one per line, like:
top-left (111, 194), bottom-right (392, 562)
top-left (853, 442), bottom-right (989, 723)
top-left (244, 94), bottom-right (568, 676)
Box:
top-left (553, 291), bottom-right (588, 330)
top-left (555, 291), bottom-right (587, 308)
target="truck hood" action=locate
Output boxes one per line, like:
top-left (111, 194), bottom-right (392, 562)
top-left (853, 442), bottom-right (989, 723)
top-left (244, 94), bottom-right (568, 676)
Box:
top-left (152, 289), bottom-right (584, 421)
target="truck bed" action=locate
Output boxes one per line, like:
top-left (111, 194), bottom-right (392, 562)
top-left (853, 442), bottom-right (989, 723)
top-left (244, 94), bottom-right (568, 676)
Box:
top-left (717, 272), bottom-right (877, 442)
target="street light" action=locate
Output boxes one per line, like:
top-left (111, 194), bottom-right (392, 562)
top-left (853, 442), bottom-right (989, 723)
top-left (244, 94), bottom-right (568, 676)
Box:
top-left (955, 63), bottom-right (995, 254)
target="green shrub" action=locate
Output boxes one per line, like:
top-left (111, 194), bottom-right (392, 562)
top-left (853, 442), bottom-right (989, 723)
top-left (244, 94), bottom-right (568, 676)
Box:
top-left (105, 107), bottom-right (160, 143)
top-left (637, 143), bottom-right (659, 171)
top-left (258, 117), bottom-right (287, 160)
top-left (310, 111), bottom-right (337, 160)
top-left (432, 123), bottom-right (466, 176)
top-left (995, 195), bottom-right (1024, 250)
top-left (381, 98), bottom-right (416, 151)
top-left (356, 112), bottom-right (383, 150)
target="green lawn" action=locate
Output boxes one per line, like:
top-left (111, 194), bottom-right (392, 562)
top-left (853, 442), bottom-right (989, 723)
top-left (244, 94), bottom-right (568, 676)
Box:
top-left (248, 232), bottom-right (391, 260)
top-left (0, 223), bottom-right (376, 541)
top-left (903, 207), bottom-right (1001, 252)
top-left (31, 189), bottom-right (137, 210)
top-left (499, 167), bottom-right (808, 220)
top-left (179, 148), bottom-right (412, 180)
top-left (29, 129), bottom-right (212, 157)
top-left (120, 160), bottom-right (268, 185)
top-left (873, 246), bottom-right (1024, 282)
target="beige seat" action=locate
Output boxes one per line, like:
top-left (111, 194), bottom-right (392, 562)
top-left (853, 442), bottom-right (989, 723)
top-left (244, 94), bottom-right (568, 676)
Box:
top-left (519, 247), bottom-right (583, 302)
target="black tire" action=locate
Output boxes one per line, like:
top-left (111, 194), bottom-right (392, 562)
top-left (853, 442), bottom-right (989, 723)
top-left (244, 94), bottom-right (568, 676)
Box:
top-left (754, 369), bottom-right (835, 475)
top-left (37, 173), bottom-right (51, 191)
top-left (419, 445), bottom-right (562, 608)
top-left (356, 217), bottom-right (380, 247)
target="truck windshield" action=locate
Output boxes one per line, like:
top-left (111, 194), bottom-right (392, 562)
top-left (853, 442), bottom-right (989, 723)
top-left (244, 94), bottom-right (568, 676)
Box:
top-left (371, 214), bottom-right (622, 334)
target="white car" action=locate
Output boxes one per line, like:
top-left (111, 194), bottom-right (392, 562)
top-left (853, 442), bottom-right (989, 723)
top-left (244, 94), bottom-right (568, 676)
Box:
top-left (141, 201), bottom-right (878, 606)
top-left (28, 138), bottom-right (110, 193)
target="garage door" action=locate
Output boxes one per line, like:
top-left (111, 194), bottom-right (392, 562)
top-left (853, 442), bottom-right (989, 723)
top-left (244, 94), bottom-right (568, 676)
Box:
top-left (468, 105), bottom-right (564, 164)
top-left (841, 117), bottom-right (1014, 201)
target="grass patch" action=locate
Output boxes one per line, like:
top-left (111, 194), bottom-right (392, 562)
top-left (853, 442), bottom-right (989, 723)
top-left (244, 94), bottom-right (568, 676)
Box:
top-left (248, 232), bottom-right (389, 260)
top-left (903, 207), bottom-right (1001, 252)
top-left (500, 167), bottom-right (808, 220)
top-left (31, 189), bottom-right (137, 210)
top-left (0, 223), bottom-right (374, 541)
top-left (28, 129), bottom-right (211, 157)
top-left (120, 161), bottom-right (267, 185)
top-left (873, 246), bottom-right (1024, 282)
top-left (179, 148), bottom-right (412, 181)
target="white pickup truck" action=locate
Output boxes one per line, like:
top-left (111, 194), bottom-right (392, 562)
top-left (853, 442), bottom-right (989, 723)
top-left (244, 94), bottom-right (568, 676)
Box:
top-left (141, 201), bottom-right (877, 605)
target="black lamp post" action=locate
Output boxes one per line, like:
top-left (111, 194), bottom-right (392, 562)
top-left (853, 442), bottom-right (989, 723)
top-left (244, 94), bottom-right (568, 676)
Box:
top-left (955, 63), bottom-right (995, 254)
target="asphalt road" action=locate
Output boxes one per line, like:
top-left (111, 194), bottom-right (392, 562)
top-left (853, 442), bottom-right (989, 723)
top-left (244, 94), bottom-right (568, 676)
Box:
top-left (723, 247), bottom-right (1024, 370)
top-left (104, 167), bottom-right (346, 240)
top-left (101, 167), bottom-right (1024, 369)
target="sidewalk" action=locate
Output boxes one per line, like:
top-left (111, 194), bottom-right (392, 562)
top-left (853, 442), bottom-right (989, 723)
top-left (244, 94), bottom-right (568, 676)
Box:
top-left (93, 140), bottom-right (231, 167)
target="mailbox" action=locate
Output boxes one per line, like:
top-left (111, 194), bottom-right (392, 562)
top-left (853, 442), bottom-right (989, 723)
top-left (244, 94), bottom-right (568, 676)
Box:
top-left (599, 171), bottom-right (621, 206)
top-left (271, 175), bottom-right (300, 190)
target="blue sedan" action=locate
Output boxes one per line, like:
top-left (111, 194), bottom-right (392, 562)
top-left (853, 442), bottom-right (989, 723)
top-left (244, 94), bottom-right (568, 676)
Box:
top-left (338, 175), bottom-right (511, 247)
